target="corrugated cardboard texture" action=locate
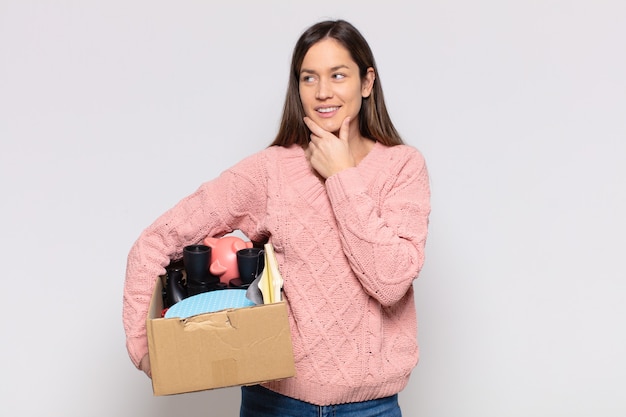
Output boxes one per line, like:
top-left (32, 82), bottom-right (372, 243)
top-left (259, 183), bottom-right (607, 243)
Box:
top-left (147, 278), bottom-right (295, 396)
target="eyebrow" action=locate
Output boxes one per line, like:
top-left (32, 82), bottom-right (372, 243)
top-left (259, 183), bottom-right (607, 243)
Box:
top-left (300, 64), bottom-right (350, 74)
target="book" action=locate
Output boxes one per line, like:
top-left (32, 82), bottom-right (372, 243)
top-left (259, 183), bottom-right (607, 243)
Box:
top-left (263, 243), bottom-right (283, 303)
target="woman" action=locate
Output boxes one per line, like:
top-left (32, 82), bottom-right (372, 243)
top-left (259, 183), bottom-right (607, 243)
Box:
top-left (123, 19), bottom-right (430, 416)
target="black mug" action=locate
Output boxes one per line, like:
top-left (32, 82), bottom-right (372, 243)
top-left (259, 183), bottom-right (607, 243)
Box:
top-left (236, 248), bottom-right (265, 285)
top-left (183, 244), bottom-right (219, 296)
top-left (165, 266), bottom-right (187, 307)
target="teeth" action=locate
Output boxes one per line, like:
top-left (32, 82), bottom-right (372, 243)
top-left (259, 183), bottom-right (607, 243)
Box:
top-left (317, 107), bottom-right (339, 113)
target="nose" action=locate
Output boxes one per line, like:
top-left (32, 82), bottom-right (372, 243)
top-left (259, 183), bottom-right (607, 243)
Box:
top-left (315, 77), bottom-right (333, 100)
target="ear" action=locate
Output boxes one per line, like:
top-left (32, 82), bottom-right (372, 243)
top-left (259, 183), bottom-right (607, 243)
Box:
top-left (361, 67), bottom-right (375, 98)
top-left (232, 239), bottom-right (249, 252)
top-left (203, 237), bottom-right (218, 248)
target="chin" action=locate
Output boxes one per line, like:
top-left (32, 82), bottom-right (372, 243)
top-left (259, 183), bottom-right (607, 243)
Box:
top-left (318, 120), bottom-right (341, 134)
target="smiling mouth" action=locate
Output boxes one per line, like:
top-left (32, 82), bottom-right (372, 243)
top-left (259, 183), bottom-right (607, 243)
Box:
top-left (316, 106), bottom-right (340, 114)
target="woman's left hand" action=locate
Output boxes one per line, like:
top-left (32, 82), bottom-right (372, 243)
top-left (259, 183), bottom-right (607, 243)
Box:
top-left (304, 116), bottom-right (355, 179)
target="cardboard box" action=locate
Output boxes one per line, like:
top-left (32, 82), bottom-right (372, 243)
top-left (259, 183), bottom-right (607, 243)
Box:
top-left (146, 277), bottom-right (295, 396)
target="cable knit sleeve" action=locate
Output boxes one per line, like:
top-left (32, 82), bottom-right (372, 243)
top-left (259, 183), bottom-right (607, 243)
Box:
top-left (324, 145), bottom-right (430, 306)
top-left (122, 151), bottom-right (269, 367)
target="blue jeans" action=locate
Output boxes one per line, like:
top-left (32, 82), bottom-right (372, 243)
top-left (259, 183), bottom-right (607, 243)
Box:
top-left (240, 384), bottom-right (402, 417)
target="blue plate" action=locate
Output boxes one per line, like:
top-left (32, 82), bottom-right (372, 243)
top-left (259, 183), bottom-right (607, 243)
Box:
top-left (164, 289), bottom-right (255, 319)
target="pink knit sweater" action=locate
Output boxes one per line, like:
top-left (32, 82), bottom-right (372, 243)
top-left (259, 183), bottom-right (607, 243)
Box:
top-left (123, 142), bottom-right (430, 405)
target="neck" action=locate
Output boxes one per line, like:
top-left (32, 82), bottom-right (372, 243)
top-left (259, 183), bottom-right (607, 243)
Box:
top-left (345, 120), bottom-right (373, 160)
top-left (349, 136), bottom-right (376, 165)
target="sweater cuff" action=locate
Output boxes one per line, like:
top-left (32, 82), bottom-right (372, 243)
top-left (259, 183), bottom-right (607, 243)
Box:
top-left (325, 167), bottom-right (365, 206)
top-left (126, 335), bottom-right (149, 369)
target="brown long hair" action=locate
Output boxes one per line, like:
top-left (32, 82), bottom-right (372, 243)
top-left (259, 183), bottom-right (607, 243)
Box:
top-left (271, 20), bottom-right (403, 147)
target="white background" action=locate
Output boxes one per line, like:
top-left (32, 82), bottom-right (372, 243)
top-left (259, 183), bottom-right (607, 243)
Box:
top-left (1, 1), bottom-right (624, 416)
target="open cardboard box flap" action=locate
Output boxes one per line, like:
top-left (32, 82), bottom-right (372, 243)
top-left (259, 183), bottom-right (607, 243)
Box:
top-left (147, 276), bottom-right (295, 396)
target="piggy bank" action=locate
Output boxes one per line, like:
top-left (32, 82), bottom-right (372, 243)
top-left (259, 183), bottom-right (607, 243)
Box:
top-left (203, 236), bottom-right (253, 284)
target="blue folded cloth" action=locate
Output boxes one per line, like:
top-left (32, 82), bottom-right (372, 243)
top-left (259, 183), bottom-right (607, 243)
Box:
top-left (164, 289), bottom-right (255, 319)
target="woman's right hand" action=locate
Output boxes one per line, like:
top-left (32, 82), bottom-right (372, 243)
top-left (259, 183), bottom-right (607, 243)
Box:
top-left (304, 116), bottom-right (354, 179)
top-left (140, 354), bottom-right (152, 379)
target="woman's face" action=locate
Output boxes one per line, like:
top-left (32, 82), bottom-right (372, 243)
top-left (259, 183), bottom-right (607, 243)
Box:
top-left (299, 38), bottom-right (374, 135)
